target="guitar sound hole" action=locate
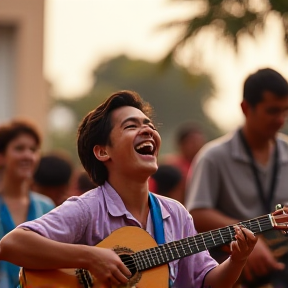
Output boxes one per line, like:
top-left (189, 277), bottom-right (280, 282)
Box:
top-left (119, 254), bottom-right (137, 277)
top-left (75, 268), bottom-right (93, 288)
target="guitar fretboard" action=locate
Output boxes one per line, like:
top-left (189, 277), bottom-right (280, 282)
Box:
top-left (133, 214), bottom-right (273, 271)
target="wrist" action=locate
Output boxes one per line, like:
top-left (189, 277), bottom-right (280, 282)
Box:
top-left (76, 245), bottom-right (94, 270)
top-left (229, 255), bottom-right (247, 266)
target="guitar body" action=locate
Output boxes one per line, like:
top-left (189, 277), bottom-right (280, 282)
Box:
top-left (20, 226), bottom-right (169, 288)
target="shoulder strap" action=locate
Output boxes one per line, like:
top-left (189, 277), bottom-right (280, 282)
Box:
top-left (148, 192), bottom-right (165, 245)
top-left (149, 193), bottom-right (174, 288)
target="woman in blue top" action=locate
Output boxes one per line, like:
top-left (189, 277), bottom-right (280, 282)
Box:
top-left (0, 119), bottom-right (55, 288)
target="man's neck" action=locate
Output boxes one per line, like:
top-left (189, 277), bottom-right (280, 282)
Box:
top-left (0, 176), bottom-right (30, 199)
top-left (241, 127), bottom-right (275, 165)
top-left (107, 176), bottom-right (150, 228)
top-left (241, 126), bottom-right (274, 149)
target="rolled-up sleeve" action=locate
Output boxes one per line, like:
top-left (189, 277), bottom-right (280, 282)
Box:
top-left (18, 197), bottom-right (88, 243)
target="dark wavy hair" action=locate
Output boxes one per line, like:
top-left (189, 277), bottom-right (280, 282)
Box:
top-left (77, 90), bottom-right (153, 186)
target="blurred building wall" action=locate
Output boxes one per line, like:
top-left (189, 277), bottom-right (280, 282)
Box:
top-left (0, 0), bottom-right (48, 135)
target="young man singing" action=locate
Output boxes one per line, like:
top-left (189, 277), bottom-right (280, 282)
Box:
top-left (0, 90), bottom-right (257, 288)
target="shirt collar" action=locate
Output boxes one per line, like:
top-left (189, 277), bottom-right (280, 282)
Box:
top-left (230, 129), bottom-right (250, 162)
top-left (230, 128), bottom-right (288, 163)
top-left (101, 182), bottom-right (128, 217)
top-left (101, 181), bottom-right (170, 220)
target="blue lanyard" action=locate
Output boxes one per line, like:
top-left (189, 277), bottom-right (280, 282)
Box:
top-left (148, 192), bottom-right (165, 245)
top-left (148, 193), bottom-right (173, 287)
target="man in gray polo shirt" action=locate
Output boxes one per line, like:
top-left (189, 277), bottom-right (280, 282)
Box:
top-left (185, 68), bottom-right (288, 288)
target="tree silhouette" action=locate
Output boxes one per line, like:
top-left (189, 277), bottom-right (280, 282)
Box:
top-left (164, 0), bottom-right (288, 57)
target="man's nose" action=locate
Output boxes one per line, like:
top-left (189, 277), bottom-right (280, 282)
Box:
top-left (140, 125), bottom-right (154, 137)
top-left (23, 148), bottom-right (36, 159)
top-left (276, 111), bottom-right (288, 125)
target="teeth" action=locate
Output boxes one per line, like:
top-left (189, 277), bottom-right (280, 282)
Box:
top-left (136, 142), bottom-right (154, 151)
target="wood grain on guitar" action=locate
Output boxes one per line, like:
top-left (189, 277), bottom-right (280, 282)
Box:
top-left (19, 207), bottom-right (288, 288)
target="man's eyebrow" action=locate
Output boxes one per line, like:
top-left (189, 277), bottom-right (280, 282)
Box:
top-left (120, 117), bottom-right (139, 128)
top-left (120, 117), bottom-right (152, 127)
top-left (143, 118), bottom-right (152, 125)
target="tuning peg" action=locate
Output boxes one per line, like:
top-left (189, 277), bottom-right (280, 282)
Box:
top-left (275, 204), bottom-right (283, 210)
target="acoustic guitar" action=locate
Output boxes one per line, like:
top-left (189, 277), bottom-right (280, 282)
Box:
top-left (19, 207), bottom-right (288, 288)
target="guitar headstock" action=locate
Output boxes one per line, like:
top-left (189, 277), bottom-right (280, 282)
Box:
top-left (271, 205), bottom-right (288, 232)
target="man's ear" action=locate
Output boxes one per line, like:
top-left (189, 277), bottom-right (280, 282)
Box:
top-left (241, 100), bottom-right (249, 117)
top-left (93, 145), bottom-right (110, 162)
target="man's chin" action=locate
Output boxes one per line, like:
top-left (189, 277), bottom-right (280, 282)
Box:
top-left (145, 165), bottom-right (158, 176)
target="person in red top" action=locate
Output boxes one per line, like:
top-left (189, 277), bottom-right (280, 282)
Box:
top-left (162, 122), bottom-right (206, 204)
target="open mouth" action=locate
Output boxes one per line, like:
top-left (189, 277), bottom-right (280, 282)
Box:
top-left (135, 141), bottom-right (156, 156)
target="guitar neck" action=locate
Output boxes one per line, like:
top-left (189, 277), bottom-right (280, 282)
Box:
top-left (134, 214), bottom-right (273, 271)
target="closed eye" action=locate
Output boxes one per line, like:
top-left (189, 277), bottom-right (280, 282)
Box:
top-left (125, 125), bottom-right (137, 129)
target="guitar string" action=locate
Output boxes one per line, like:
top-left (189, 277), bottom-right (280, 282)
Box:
top-left (131, 217), bottom-right (274, 270)
top-left (81, 216), bottom-right (274, 273)
top-left (79, 214), bottom-right (271, 285)
top-left (129, 217), bottom-right (274, 270)
top-left (105, 217), bottom-right (274, 271)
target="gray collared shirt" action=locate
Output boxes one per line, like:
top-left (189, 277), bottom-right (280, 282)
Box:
top-left (185, 129), bottom-right (288, 220)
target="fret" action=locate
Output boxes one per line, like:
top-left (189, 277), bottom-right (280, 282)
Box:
top-left (203, 231), bottom-right (215, 249)
top-left (228, 226), bottom-right (235, 241)
top-left (186, 237), bottom-right (194, 255)
top-left (241, 215), bottom-right (272, 234)
top-left (211, 229), bottom-right (223, 246)
top-left (194, 234), bottom-right (206, 252)
top-left (186, 239), bottom-right (191, 256)
top-left (218, 228), bottom-right (225, 244)
top-left (210, 230), bottom-right (216, 246)
top-left (167, 242), bottom-right (174, 261)
top-left (134, 251), bottom-right (145, 271)
top-left (155, 246), bottom-right (164, 265)
top-left (150, 247), bottom-right (157, 266)
top-left (240, 220), bottom-right (250, 230)
top-left (193, 235), bottom-right (200, 252)
top-left (174, 241), bottom-right (181, 257)
top-left (200, 233), bottom-right (207, 250)
top-left (256, 218), bottom-right (262, 232)
top-left (164, 243), bottom-right (177, 263)
top-left (223, 227), bottom-right (231, 243)
top-left (140, 250), bottom-right (148, 270)
top-left (161, 244), bottom-right (170, 263)
top-left (178, 239), bottom-right (186, 257)
top-left (203, 231), bottom-right (217, 249)
top-left (144, 249), bottom-right (153, 268)
top-left (171, 242), bottom-right (180, 260)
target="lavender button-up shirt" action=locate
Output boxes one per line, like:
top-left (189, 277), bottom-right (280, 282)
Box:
top-left (18, 182), bottom-right (218, 288)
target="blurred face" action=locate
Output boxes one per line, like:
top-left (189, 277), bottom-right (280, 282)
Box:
top-left (103, 106), bottom-right (161, 180)
top-left (244, 91), bottom-right (288, 139)
top-left (181, 132), bottom-right (206, 161)
top-left (0, 133), bottom-right (40, 181)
